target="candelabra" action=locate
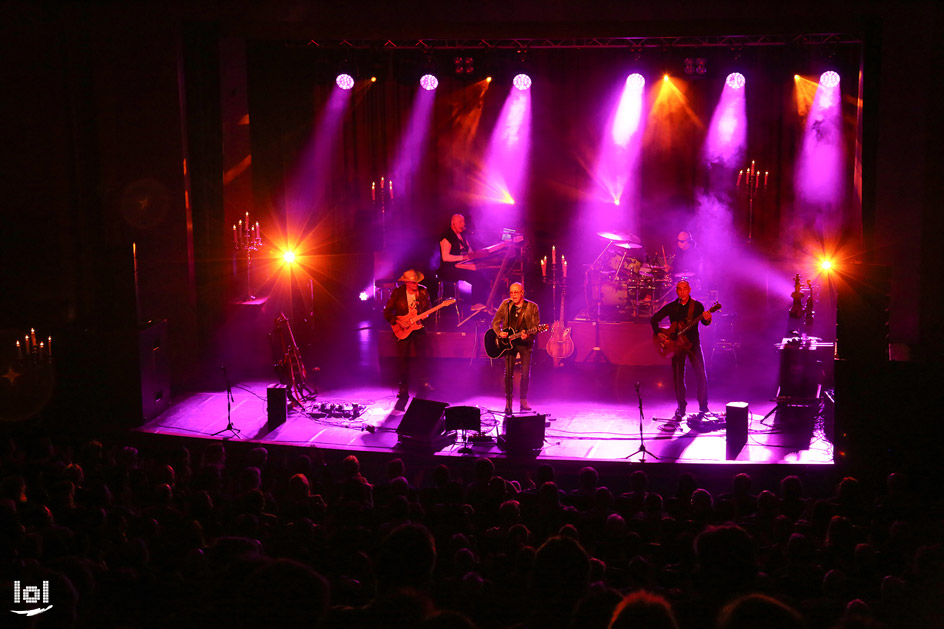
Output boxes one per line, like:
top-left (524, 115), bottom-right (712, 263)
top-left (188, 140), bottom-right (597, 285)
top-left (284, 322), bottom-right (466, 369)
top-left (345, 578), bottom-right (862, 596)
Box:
top-left (736, 160), bottom-right (770, 242)
top-left (232, 211), bottom-right (263, 301)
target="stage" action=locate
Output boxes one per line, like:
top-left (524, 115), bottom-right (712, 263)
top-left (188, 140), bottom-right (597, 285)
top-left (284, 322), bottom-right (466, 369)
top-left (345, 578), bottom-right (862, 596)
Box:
top-left (137, 372), bottom-right (832, 467)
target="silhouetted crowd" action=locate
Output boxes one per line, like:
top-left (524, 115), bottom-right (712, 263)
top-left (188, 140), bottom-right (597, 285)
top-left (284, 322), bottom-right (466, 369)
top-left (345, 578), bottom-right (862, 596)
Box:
top-left (2, 430), bottom-right (942, 628)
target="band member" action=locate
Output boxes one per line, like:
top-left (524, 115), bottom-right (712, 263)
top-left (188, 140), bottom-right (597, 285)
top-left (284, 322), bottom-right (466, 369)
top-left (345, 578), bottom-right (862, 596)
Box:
top-left (383, 269), bottom-right (432, 411)
top-left (491, 282), bottom-right (540, 415)
top-left (439, 213), bottom-right (487, 307)
top-left (669, 230), bottom-right (702, 279)
top-left (650, 279), bottom-right (713, 418)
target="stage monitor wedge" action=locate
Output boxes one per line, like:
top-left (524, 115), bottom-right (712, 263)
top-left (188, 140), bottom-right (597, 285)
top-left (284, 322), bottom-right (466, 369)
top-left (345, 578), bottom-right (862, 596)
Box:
top-left (397, 398), bottom-right (453, 451)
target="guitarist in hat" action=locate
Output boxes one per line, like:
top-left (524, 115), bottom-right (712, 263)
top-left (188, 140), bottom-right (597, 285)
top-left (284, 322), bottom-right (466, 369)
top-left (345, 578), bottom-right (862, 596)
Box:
top-left (491, 282), bottom-right (541, 415)
top-left (651, 279), bottom-right (713, 419)
top-left (383, 269), bottom-right (432, 411)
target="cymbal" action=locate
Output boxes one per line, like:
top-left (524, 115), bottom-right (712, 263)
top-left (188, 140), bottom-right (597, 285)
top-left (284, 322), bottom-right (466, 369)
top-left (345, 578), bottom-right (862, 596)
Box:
top-left (597, 230), bottom-right (641, 245)
top-left (614, 241), bottom-right (643, 249)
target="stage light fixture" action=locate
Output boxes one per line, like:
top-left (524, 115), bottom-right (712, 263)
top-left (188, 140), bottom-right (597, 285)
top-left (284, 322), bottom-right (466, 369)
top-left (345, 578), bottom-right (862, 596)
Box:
top-left (725, 72), bottom-right (746, 89)
top-left (818, 257), bottom-right (834, 273)
top-left (454, 55), bottom-right (474, 75)
top-left (696, 58), bottom-right (707, 75)
top-left (513, 73), bottom-right (532, 91)
top-left (282, 250), bottom-right (296, 264)
top-left (358, 291), bottom-right (370, 301)
top-left (819, 70), bottom-right (840, 88)
top-left (336, 73), bottom-right (355, 90)
top-left (420, 73), bottom-right (439, 90)
top-left (684, 57), bottom-right (695, 75)
top-left (627, 73), bottom-right (645, 88)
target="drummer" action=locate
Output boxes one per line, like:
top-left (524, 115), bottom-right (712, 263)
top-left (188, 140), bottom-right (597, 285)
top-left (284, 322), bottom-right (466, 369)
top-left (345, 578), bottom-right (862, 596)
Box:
top-left (668, 230), bottom-right (702, 279)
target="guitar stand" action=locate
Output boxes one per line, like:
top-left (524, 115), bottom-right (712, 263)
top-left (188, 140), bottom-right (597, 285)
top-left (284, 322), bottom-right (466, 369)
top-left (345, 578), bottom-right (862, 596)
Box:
top-left (625, 382), bottom-right (660, 461)
top-left (584, 317), bottom-right (610, 363)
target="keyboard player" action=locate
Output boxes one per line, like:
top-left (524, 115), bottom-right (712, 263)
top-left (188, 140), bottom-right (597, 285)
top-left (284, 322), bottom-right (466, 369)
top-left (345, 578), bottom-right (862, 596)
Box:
top-left (439, 213), bottom-right (488, 308)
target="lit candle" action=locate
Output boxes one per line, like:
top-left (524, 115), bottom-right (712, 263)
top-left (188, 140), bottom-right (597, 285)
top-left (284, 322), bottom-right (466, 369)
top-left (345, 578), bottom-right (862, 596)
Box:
top-left (389, 180), bottom-right (393, 199)
top-left (233, 224), bottom-right (237, 244)
top-left (755, 174), bottom-right (760, 190)
top-left (764, 171), bottom-right (769, 187)
top-left (737, 169), bottom-right (743, 186)
top-left (541, 256), bottom-right (547, 277)
top-left (751, 159), bottom-right (755, 173)
top-left (39, 341), bottom-right (45, 361)
top-left (562, 256), bottom-right (568, 278)
top-left (47, 336), bottom-right (52, 358)
top-left (30, 328), bottom-right (36, 347)
top-left (255, 222), bottom-right (261, 243)
top-left (24, 335), bottom-right (30, 354)
top-left (371, 181), bottom-right (376, 201)
top-left (552, 245), bottom-right (556, 265)
top-left (16, 340), bottom-right (22, 360)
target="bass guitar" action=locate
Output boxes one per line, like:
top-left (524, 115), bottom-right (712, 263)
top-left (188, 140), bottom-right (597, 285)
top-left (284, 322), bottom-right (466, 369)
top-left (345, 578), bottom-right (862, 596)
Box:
top-left (654, 302), bottom-right (722, 358)
top-left (392, 299), bottom-right (456, 340)
top-left (484, 323), bottom-right (549, 359)
top-left (546, 279), bottom-right (574, 366)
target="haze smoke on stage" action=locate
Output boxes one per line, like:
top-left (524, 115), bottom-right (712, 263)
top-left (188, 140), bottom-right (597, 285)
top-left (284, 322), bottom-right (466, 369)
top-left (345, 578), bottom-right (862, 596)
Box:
top-left (703, 73), bottom-right (747, 168)
top-left (390, 86), bottom-right (436, 199)
top-left (478, 83), bottom-right (531, 225)
top-left (793, 74), bottom-right (846, 235)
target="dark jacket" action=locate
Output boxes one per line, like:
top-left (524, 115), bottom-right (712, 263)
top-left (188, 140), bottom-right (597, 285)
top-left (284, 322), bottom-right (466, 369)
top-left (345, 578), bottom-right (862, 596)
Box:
top-left (383, 284), bottom-right (431, 325)
top-left (491, 298), bottom-right (541, 346)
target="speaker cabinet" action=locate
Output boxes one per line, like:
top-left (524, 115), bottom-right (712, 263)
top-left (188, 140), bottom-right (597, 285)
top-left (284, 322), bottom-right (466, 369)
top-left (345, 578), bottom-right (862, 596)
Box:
top-left (397, 398), bottom-right (451, 450)
top-left (726, 402), bottom-right (749, 460)
top-left (266, 384), bottom-right (287, 430)
top-left (500, 414), bottom-right (547, 455)
top-left (138, 320), bottom-right (171, 423)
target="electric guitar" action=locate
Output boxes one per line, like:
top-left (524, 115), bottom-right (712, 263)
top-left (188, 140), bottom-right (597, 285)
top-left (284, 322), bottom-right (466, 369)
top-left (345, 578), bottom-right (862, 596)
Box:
top-left (654, 302), bottom-right (722, 358)
top-left (484, 324), bottom-right (549, 359)
top-left (392, 299), bottom-right (456, 340)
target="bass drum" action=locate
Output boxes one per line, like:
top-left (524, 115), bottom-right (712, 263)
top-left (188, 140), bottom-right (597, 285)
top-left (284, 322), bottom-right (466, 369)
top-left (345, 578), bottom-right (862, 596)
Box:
top-left (600, 281), bottom-right (628, 308)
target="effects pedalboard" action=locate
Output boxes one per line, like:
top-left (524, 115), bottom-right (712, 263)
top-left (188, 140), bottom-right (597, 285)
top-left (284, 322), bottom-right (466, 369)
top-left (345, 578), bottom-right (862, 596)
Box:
top-left (307, 402), bottom-right (365, 420)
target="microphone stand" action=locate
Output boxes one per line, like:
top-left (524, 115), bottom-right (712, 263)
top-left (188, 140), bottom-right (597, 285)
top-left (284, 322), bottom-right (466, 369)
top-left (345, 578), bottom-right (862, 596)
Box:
top-left (625, 382), bottom-right (660, 461)
top-left (212, 365), bottom-right (242, 439)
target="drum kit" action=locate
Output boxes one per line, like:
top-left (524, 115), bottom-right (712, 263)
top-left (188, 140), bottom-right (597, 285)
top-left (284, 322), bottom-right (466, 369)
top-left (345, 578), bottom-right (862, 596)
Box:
top-left (586, 231), bottom-right (678, 320)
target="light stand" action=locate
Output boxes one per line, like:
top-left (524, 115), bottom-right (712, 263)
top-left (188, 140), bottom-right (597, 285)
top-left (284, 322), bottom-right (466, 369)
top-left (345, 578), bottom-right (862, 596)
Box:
top-left (625, 382), bottom-right (660, 461)
top-left (212, 365), bottom-right (242, 439)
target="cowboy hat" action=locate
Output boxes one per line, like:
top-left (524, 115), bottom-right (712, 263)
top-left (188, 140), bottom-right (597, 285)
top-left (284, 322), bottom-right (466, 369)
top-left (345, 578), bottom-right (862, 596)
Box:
top-left (397, 269), bottom-right (424, 283)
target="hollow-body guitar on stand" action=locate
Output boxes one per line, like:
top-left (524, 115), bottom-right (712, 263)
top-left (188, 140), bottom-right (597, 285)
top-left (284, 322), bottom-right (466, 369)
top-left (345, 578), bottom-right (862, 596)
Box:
top-left (546, 280), bottom-right (575, 366)
top-left (392, 299), bottom-right (457, 340)
top-left (484, 324), bottom-right (549, 359)
top-left (273, 313), bottom-right (317, 406)
top-left (654, 302), bottom-right (722, 358)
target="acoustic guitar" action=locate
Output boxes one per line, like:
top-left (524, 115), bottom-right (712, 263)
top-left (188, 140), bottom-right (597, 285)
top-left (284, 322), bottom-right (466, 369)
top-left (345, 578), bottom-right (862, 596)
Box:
top-left (484, 324), bottom-right (550, 359)
top-left (391, 299), bottom-right (456, 340)
top-left (654, 302), bottom-right (722, 358)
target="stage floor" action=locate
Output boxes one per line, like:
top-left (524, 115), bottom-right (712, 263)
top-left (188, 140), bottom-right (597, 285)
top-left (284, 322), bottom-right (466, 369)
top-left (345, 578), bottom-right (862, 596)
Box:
top-left (138, 380), bottom-right (832, 465)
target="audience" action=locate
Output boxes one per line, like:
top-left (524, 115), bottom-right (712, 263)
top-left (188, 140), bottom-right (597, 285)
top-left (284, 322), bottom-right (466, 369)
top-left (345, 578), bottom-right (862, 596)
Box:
top-left (2, 428), bottom-right (941, 628)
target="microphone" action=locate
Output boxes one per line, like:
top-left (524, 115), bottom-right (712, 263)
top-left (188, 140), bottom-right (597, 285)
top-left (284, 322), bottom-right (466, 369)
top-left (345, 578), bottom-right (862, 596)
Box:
top-left (635, 381), bottom-right (640, 393)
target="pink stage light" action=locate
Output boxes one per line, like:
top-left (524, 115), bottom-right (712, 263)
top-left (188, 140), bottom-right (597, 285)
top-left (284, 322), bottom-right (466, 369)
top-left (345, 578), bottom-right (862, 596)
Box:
top-left (513, 73), bottom-right (532, 91)
top-left (420, 74), bottom-right (439, 90)
top-left (725, 72), bottom-right (746, 89)
top-left (627, 73), bottom-right (645, 89)
top-left (335, 73), bottom-right (354, 90)
top-left (819, 71), bottom-right (840, 88)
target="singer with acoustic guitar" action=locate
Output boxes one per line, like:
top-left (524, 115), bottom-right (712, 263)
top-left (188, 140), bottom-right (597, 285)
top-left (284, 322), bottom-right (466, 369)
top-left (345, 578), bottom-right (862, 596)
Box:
top-left (650, 279), bottom-right (713, 420)
top-left (384, 269), bottom-right (435, 411)
top-left (491, 282), bottom-right (541, 415)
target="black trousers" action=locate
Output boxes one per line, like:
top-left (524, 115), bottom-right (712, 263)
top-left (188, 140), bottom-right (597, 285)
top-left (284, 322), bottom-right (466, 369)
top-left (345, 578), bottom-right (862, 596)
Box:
top-left (439, 265), bottom-right (488, 305)
top-left (504, 343), bottom-right (533, 401)
top-left (671, 344), bottom-right (708, 413)
top-left (395, 329), bottom-right (427, 397)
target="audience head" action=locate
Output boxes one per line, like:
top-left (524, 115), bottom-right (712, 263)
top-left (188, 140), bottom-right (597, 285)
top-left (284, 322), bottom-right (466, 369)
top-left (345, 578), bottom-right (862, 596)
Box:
top-left (608, 590), bottom-right (679, 629)
top-left (717, 593), bottom-right (806, 629)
